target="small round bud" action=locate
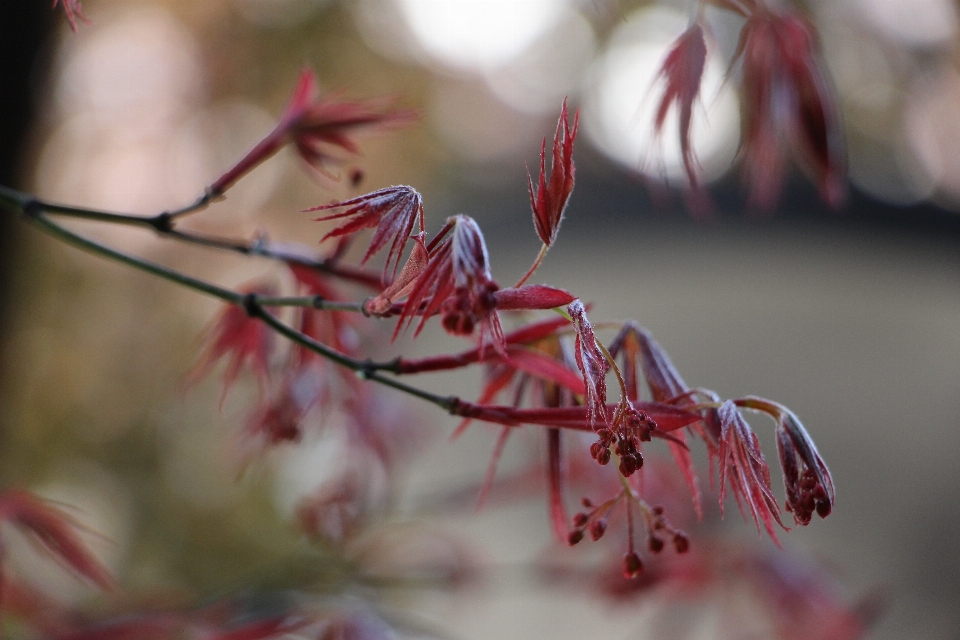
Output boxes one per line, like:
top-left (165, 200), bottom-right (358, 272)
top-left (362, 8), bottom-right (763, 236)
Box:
top-left (572, 512), bottom-right (589, 527)
top-left (651, 506), bottom-right (664, 516)
top-left (589, 519), bottom-right (607, 541)
top-left (596, 448), bottom-right (611, 466)
top-left (816, 498), bottom-right (831, 519)
top-left (622, 551), bottom-right (644, 578)
top-left (673, 532), bottom-right (690, 554)
top-left (568, 529), bottom-right (584, 546)
top-left (648, 536), bottom-right (664, 553)
top-left (581, 497), bottom-right (593, 508)
top-left (349, 168), bottom-right (365, 188)
top-left (590, 442), bottom-right (603, 459)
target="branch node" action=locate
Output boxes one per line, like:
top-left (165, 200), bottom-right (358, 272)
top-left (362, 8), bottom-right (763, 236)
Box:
top-left (21, 200), bottom-right (42, 220)
top-left (359, 359), bottom-right (377, 380)
top-left (242, 292), bottom-right (261, 318)
top-left (312, 295), bottom-right (326, 309)
top-left (151, 212), bottom-right (174, 233)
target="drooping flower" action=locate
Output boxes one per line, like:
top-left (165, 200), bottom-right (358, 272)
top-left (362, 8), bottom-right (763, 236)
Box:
top-left (307, 185), bottom-right (425, 283)
top-left (733, 9), bottom-right (845, 209)
top-left (0, 489), bottom-right (113, 590)
top-left (528, 99), bottom-right (579, 247)
top-left (53, 0), bottom-right (89, 31)
top-left (717, 401), bottom-right (785, 541)
top-left (186, 282), bottom-right (275, 404)
top-left (210, 69), bottom-right (415, 196)
top-left (653, 23), bottom-right (707, 189)
top-left (734, 396), bottom-right (835, 526)
top-left (776, 409), bottom-right (835, 524)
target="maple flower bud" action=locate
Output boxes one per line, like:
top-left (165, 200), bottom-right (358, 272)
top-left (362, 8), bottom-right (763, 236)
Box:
top-left (648, 536), bottom-right (664, 554)
top-left (589, 518), bottom-right (608, 541)
top-left (622, 551), bottom-right (644, 579)
top-left (776, 409), bottom-right (835, 525)
top-left (673, 532), bottom-right (690, 554)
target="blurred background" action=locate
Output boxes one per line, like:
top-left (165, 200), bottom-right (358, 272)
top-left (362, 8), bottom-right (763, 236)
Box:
top-left (0, 0), bottom-right (959, 638)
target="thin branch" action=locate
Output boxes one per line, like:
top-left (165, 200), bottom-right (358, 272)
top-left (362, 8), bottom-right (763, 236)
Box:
top-left (0, 186), bottom-right (383, 290)
top-left (13, 204), bottom-right (456, 415)
top-left (26, 212), bottom-right (243, 305)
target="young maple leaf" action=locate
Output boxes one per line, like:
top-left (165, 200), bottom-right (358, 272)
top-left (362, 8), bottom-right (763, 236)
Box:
top-left (0, 489), bottom-right (113, 590)
top-left (186, 282), bottom-right (275, 405)
top-left (568, 300), bottom-right (608, 430)
top-left (210, 69), bottom-right (415, 195)
top-left (390, 216), bottom-right (575, 353)
top-left (528, 99), bottom-right (579, 247)
top-left (306, 185), bottom-right (424, 283)
top-left (733, 9), bottom-right (845, 209)
top-left (53, 0), bottom-right (89, 31)
top-left (716, 401), bottom-right (785, 541)
top-left (653, 23), bottom-right (707, 189)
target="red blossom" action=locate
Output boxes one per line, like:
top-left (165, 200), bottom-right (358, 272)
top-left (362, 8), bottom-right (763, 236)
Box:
top-left (307, 186), bottom-right (425, 283)
top-left (0, 489), bottom-right (113, 590)
top-left (716, 401), bottom-right (785, 541)
top-left (653, 23), bottom-right (707, 189)
top-left (53, 0), bottom-right (89, 31)
top-left (734, 9), bottom-right (845, 209)
top-left (528, 99), bottom-right (579, 247)
top-left (210, 69), bottom-right (415, 195)
top-left (186, 283), bottom-right (275, 404)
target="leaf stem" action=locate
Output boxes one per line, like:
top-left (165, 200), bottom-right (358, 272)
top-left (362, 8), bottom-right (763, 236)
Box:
top-left (514, 242), bottom-right (549, 288)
